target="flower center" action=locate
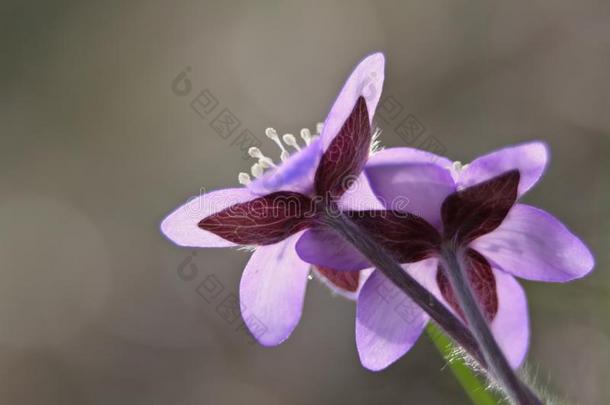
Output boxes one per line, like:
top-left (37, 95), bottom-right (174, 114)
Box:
top-left (238, 123), bottom-right (324, 185)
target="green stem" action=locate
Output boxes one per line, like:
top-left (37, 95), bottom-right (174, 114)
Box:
top-left (427, 324), bottom-right (500, 405)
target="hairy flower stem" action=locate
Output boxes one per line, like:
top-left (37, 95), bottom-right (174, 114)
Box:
top-left (439, 243), bottom-right (542, 405)
top-left (320, 211), bottom-right (542, 405)
top-left (319, 212), bottom-right (484, 364)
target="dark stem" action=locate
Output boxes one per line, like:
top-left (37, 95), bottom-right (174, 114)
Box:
top-left (319, 212), bottom-right (484, 365)
top-left (320, 211), bottom-right (542, 405)
top-left (440, 243), bottom-right (542, 405)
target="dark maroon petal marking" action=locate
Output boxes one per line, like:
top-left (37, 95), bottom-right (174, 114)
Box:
top-left (198, 192), bottom-right (315, 245)
top-left (345, 210), bottom-right (441, 263)
top-left (441, 170), bottom-right (520, 245)
top-left (316, 266), bottom-right (360, 293)
top-left (314, 96), bottom-right (372, 198)
top-left (437, 249), bottom-right (498, 323)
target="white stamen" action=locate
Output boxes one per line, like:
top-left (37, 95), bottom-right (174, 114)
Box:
top-left (251, 163), bottom-right (264, 178)
top-left (265, 127), bottom-right (279, 139)
top-left (258, 158), bottom-right (274, 169)
top-left (452, 161), bottom-right (464, 173)
top-left (282, 133), bottom-right (301, 151)
top-left (265, 127), bottom-right (290, 161)
top-left (237, 122), bottom-right (326, 185)
top-left (238, 172), bottom-right (251, 185)
top-left (316, 122), bottom-right (324, 134)
top-left (248, 147), bottom-right (276, 168)
top-left (248, 147), bottom-right (264, 159)
top-left (300, 128), bottom-right (312, 145)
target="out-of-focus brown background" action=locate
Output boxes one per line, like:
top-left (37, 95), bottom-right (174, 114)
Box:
top-left (1, 1), bottom-right (609, 404)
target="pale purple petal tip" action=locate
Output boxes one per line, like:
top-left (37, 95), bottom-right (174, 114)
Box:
top-left (491, 269), bottom-right (530, 369)
top-left (240, 233), bottom-right (310, 346)
top-left (160, 187), bottom-right (256, 248)
top-left (321, 53), bottom-right (385, 151)
top-left (472, 204), bottom-right (595, 282)
top-left (459, 141), bottom-right (549, 197)
top-left (295, 229), bottom-right (370, 271)
top-left (356, 259), bottom-right (436, 371)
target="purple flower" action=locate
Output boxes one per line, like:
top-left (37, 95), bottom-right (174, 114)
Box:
top-left (296, 142), bottom-right (594, 370)
top-left (161, 53), bottom-right (385, 345)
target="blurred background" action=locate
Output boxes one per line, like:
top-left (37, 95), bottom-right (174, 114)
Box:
top-left (1, 1), bottom-right (609, 404)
